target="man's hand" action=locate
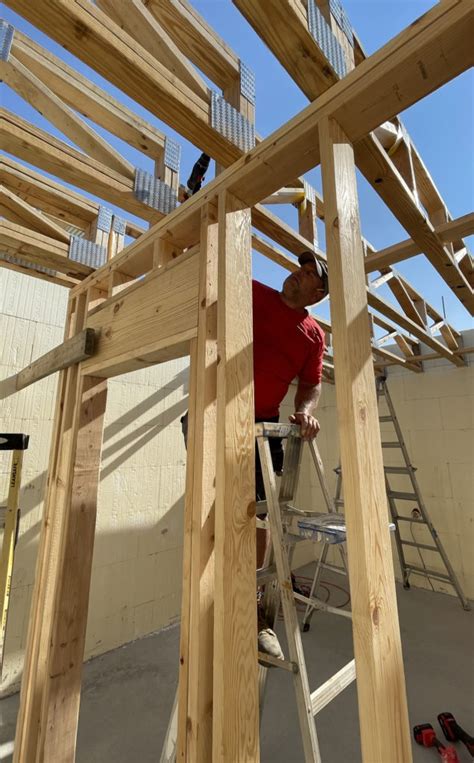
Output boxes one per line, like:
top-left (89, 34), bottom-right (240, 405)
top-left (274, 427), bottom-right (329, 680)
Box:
top-left (289, 411), bottom-right (320, 439)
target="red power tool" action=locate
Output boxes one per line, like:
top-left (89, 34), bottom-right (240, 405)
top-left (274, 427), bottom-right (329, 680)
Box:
top-left (438, 712), bottom-right (474, 757)
top-left (413, 724), bottom-right (459, 762)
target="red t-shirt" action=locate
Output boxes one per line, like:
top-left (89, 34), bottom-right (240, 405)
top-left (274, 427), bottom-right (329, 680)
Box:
top-left (252, 280), bottom-right (325, 418)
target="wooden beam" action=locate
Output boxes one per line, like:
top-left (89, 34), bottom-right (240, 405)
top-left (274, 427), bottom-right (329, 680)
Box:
top-left (0, 329), bottom-right (95, 398)
top-left (12, 30), bottom-right (166, 160)
top-left (367, 289), bottom-right (465, 367)
top-left (37, 375), bottom-right (107, 761)
top-left (3, 0), bottom-right (239, 166)
top-left (232, 0), bottom-right (474, 312)
top-left (82, 251), bottom-right (199, 377)
top-left (0, 220), bottom-right (93, 279)
top-left (177, 204), bottom-right (218, 761)
top-left (145, 0), bottom-right (240, 90)
top-left (0, 255), bottom-right (80, 289)
top-left (365, 212), bottom-right (474, 271)
top-left (1, 54), bottom-right (134, 178)
top-left (1, 157), bottom-right (146, 238)
top-left (319, 114), bottom-right (412, 763)
top-left (13, 295), bottom-right (86, 763)
top-left (1, 110), bottom-right (159, 223)
top-left (0, 185), bottom-right (70, 243)
top-left (213, 191), bottom-right (259, 761)
top-left (96, 0), bottom-right (208, 100)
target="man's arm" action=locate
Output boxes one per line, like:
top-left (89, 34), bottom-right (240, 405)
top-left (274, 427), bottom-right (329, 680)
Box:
top-left (289, 380), bottom-right (322, 439)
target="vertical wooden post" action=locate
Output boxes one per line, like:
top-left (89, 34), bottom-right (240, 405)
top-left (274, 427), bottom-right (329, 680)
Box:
top-left (40, 374), bottom-right (107, 760)
top-left (319, 116), bottom-right (412, 763)
top-left (14, 293), bottom-right (108, 763)
top-left (177, 202), bottom-right (218, 762)
top-left (212, 191), bottom-right (259, 762)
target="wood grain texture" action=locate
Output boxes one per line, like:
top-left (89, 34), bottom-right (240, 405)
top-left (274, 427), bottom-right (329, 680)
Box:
top-left (0, 185), bottom-right (70, 243)
top-left (177, 204), bottom-right (218, 761)
top-left (1, 110), bottom-right (158, 223)
top-left (13, 296), bottom-right (86, 763)
top-left (39, 375), bottom-right (107, 761)
top-left (319, 115), bottom-right (412, 763)
top-left (213, 191), bottom-right (259, 762)
top-left (14, 329), bottom-right (95, 392)
top-left (1, 54), bottom-right (134, 178)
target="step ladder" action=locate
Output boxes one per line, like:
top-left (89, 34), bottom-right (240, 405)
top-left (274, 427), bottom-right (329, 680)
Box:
top-left (160, 423), bottom-right (356, 763)
top-left (0, 432), bottom-right (29, 674)
top-left (327, 377), bottom-right (469, 612)
top-left (255, 422), bottom-right (356, 763)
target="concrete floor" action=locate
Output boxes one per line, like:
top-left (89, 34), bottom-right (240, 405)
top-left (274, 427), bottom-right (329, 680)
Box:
top-left (1, 575), bottom-right (473, 763)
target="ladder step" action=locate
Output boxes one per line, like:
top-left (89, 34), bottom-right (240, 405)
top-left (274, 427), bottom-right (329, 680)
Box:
top-left (319, 562), bottom-right (347, 576)
top-left (334, 498), bottom-right (345, 508)
top-left (384, 466), bottom-right (415, 474)
top-left (387, 491), bottom-right (418, 501)
top-left (401, 540), bottom-right (438, 552)
top-left (405, 565), bottom-right (452, 583)
top-left (257, 652), bottom-right (299, 673)
top-left (381, 442), bottom-right (401, 448)
top-left (379, 415), bottom-right (393, 422)
top-left (394, 515), bottom-right (425, 524)
top-left (311, 659), bottom-right (356, 716)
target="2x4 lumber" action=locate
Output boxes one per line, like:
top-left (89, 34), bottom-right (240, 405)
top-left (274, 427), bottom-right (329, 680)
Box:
top-left (0, 220), bottom-right (93, 279)
top-left (96, 0), bottom-right (208, 100)
top-left (368, 289), bottom-right (465, 367)
top-left (320, 115), bottom-right (412, 763)
top-left (145, 0), bottom-right (240, 90)
top-left (0, 185), bottom-right (70, 243)
top-left (4, 0), bottom-right (239, 166)
top-left (1, 54), bottom-right (134, 179)
top-left (372, 344), bottom-right (422, 373)
top-left (0, 256), bottom-right (80, 289)
top-left (383, 273), bottom-right (428, 329)
top-left (1, 157), bottom-right (146, 238)
top-left (354, 135), bottom-right (473, 312)
top-left (1, 110), bottom-right (159, 223)
top-left (12, 31), bottom-right (166, 160)
top-left (177, 204), bottom-right (218, 761)
top-left (232, 0), bottom-right (474, 313)
top-left (0, 329), bottom-right (95, 398)
top-left (38, 375), bottom-right (107, 761)
top-left (69, 2), bottom-right (474, 295)
top-left (364, 212), bottom-right (474, 271)
top-left (13, 295), bottom-right (85, 763)
top-left (213, 191), bottom-right (259, 761)
top-left (82, 250), bottom-right (199, 377)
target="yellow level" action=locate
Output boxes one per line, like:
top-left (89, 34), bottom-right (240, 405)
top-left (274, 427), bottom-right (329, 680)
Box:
top-left (0, 433), bottom-right (29, 674)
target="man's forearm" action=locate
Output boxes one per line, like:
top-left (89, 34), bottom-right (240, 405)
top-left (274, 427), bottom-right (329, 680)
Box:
top-left (294, 381), bottom-right (321, 414)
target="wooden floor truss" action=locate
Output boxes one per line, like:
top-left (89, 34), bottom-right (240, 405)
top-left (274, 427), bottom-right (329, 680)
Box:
top-left (1, 0), bottom-right (473, 761)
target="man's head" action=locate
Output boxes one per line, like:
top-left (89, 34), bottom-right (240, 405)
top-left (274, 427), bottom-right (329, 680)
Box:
top-left (281, 251), bottom-right (329, 309)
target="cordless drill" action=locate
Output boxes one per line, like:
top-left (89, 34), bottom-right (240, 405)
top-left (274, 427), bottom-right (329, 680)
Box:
top-left (182, 152), bottom-right (211, 200)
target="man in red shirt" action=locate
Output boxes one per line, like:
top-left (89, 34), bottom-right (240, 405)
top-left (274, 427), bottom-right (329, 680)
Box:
top-left (181, 251), bottom-right (328, 660)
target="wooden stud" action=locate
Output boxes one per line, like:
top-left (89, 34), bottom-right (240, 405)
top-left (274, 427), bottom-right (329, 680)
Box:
top-left (213, 191), bottom-right (259, 762)
top-left (319, 115), bottom-right (412, 763)
top-left (177, 202), bottom-right (218, 761)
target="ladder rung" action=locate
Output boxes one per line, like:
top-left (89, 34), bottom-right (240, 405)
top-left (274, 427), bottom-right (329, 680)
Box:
top-left (384, 466), bottom-right (415, 474)
top-left (387, 491), bottom-right (418, 501)
top-left (311, 659), bottom-right (356, 716)
top-left (394, 515), bottom-right (425, 524)
top-left (257, 652), bottom-right (299, 673)
top-left (405, 565), bottom-right (453, 583)
top-left (379, 415), bottom-right (393, 422)
top-left (401, 540), bottom-right (438, 552)
top-left (334, 498), bottom-right (344, 508)
top-left (381, 442), bottom-right (401, 448)
top-left (319, 562), bottom-right (346, 576)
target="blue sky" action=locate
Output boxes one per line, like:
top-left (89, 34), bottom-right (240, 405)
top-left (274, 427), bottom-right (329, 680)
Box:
top-left (3, 1), bottom-right (473, 331)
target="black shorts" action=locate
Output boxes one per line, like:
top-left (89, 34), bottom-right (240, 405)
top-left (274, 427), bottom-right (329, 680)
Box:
top-left (180, 412), bottom-right (284, 502)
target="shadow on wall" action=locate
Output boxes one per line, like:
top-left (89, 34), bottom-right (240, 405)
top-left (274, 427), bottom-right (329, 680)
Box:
top-left (1, 367), bottom-right (190, 698)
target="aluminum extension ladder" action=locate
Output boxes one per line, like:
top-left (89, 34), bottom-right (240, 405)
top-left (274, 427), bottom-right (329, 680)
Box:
top-left (255, 422), bottom-right (355, 763)
top-left (325, 377), bottom-right (469, 612)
